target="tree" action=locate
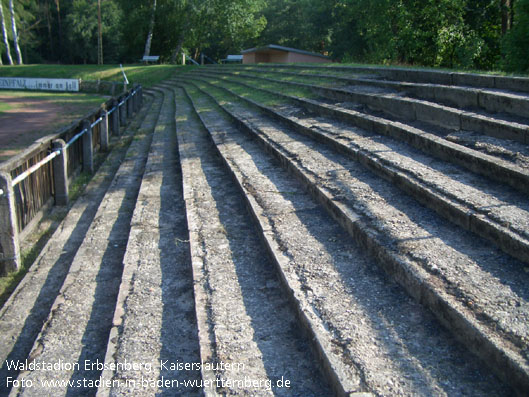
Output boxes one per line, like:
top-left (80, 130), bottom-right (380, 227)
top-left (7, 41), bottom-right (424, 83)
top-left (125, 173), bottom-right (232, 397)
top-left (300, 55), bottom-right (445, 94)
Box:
top-left (256, 0), bottom-right (332, 53)
top-left (62, 0), bottom-right (122, 64)
top-left (153, 0), bottom-right (209, 63)
top-left (501, 0), bottom-right (515, 35)
top-left (143, 0), bottom-right (156, 58)
top-left (329, 0), bottom-right (398, 63)
top-left (0, 0), bottom-right (13, 64)
top-left (8, 0), bottom-right (22, 64)
top-left (2, 0), bottom-right (518, 73)
top-left (97, 0), bottom-right (102, 64)
top-left (145, 0), bottom-right (266, 63)
top-left (118, 0), bottom-right (154, 62)
top-left (55, 0), bottom-right (62, 56)
top-left (184, 0), bottom-right (267, 61)
top-left (323, 0), bottom-right (503, 69)
top-left (502, 0), bottom-right (529, 71)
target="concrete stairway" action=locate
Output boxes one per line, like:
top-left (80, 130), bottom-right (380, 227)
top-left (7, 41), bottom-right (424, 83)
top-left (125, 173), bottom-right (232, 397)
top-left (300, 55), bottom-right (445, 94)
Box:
top-left (1, 64), bottom-right (528, 397)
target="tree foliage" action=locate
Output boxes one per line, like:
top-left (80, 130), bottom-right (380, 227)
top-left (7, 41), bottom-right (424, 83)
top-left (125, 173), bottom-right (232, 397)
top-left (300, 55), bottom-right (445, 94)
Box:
top-left (256, 0), bottom-right (332, 53)
top-left (61, 0), bottom-right (122, 64)
top-left (0, 0), bottom-right (527, 73)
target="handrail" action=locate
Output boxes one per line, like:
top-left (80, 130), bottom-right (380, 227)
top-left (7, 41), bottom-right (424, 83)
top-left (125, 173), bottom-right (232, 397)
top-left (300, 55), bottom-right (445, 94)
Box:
top-left (0, 87), bottom-right (138, 195)
top-left (91, 117), bottom-right (103, 129)
top-left (0, 84), bottom-right (142, 273)
top-left (10, 150), bottom-right (61, 186)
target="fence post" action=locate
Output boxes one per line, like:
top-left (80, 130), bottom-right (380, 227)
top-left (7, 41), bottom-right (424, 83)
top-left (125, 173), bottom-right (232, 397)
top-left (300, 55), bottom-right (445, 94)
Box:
top-left (119, 97), bottom-right (127, 126)
top-left (100, 109), bottom-right (109, 150)
top-left (0, 172), bottom-right (21, 275)
top-left (52, 139), bottom-right (69, 206)
top-left (133, 87), bottom-right (139, 113)
top-left (127, 91), bottom-right (134, 118)
top-left (111, 99), bottom-right (120, 136)
top-left (82, 120), bottom-right (94, 174)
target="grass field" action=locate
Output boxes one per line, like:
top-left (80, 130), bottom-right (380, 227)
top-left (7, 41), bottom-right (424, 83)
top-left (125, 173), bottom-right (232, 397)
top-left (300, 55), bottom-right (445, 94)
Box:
top-left (0, 64), bottom-right (196, 87)
top-left (0, 64), bottom-right (200, 162)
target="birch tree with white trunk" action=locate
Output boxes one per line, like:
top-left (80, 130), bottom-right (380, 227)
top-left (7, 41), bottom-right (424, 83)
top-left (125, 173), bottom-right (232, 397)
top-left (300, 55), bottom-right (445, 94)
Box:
top-left (143, 0), bottom-right (156, 58)
top-left (0, 0), bottom-right (13, 65)
top-left (8, 0), bottom-right (22, 64)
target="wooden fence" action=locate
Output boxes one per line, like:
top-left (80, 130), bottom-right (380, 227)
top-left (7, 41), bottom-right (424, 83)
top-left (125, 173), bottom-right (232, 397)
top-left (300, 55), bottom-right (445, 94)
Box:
top-left (0, 85), bottom-right (143, 275)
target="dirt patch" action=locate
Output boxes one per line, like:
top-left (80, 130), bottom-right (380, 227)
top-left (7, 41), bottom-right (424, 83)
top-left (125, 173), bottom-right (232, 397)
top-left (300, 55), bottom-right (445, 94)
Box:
top-left (0, 92), bottom-right (107, 163)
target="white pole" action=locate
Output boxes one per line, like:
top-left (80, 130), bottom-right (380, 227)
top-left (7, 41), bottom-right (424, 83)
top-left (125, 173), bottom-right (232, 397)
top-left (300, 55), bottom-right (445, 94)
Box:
top-left (119, 64), bottom-right (129, 85)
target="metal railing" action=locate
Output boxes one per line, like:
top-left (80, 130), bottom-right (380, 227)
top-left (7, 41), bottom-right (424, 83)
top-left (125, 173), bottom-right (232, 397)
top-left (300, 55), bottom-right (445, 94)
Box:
top-left (0, 85), bottom-right (143, 275)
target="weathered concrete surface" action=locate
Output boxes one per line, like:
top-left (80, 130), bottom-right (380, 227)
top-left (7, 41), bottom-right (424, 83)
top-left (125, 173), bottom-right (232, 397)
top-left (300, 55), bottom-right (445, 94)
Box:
top-left (182, 75), bottom-right (528, 394)
top-left (97, 87), bottom-right (203, 397)
top-left (175, 85), bottom-right (331, 396)
top-left (178, 80), bottom-right (514, 396)
top-left (195, 72), bottom-right (529, 196)
top-left (3, 63), bottom-right (529, 397)
top-left (193, 79), bottom-right (529, 264)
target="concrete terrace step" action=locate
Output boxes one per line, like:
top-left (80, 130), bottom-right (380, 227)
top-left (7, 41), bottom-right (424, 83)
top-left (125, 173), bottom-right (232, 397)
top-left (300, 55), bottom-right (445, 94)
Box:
top-left (192, 71), bottom-right (529, 196)
top-left (212, 65), bottom-right (529, 119)
top-left (0, 92), bottom-right (156, 395)
top-left (177, 76), bottom-right (529, 394)
top-left (4, 89), bottom-right (163, 397)
top-left (187, 77), bottom-right (529, 265)
top-left (3, 64), bottom-right (529, 397)
top-left (96, 86), bottom-right (204, 397)
top-left (203, 69), bottom-right (529, 145)
top-left (173, 80), bottom-right (514, 396)
top-left (209, 63), bottom-right (529, 94)
top-left (172, 85), bottom-right (331, 396)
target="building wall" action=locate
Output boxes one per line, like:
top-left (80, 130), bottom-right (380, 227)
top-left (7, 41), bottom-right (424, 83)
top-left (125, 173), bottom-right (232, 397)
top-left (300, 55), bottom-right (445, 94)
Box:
top-left (243, 50), bottom-right (329, 64)
top-left (255, 53), bottom-right (270, 63)
top-left (268, 52), bottom-right (289, 63)
top-left (243, 53), bottom-right (256, 64)
top-left (286, 52), bottom-right (330, 63)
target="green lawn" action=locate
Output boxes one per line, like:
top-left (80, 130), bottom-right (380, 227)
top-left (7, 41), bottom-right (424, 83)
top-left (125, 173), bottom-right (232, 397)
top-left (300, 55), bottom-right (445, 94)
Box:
top-left (2, 63), bottom-right (528, 87)
top-left (0, 101), bottom-right (14, 113)
top-left (0, 64), bottom-right (198, 88)
top-left (0, 89), bottom-right (105, 104)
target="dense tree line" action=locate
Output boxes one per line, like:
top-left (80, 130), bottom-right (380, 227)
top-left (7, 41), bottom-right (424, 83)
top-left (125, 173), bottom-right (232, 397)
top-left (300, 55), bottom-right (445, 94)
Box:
top-left (258, 0), bottom-right (528, 72)
top-left (0, 0), bottom-right (527, 72)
